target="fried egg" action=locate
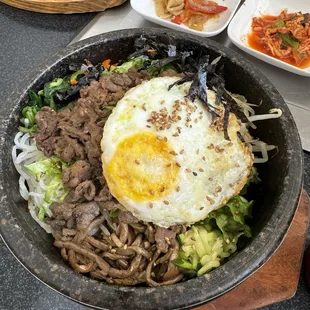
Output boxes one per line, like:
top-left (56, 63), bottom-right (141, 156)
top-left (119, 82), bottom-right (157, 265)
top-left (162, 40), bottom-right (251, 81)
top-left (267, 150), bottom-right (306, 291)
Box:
top-left (101, 77), bottom-right (253, 227)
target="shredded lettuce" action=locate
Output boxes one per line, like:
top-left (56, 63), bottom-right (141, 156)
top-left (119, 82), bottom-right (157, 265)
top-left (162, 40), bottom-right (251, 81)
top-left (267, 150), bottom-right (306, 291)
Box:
top-left (205, 196), bottom-right (253, 242)
top-left (25, 156), bottom-right (68, 221)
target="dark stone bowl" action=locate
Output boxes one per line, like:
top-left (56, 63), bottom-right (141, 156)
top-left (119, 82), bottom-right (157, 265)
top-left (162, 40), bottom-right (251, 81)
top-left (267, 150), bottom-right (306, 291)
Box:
top-left (0, 28), bottom-right (303, 310)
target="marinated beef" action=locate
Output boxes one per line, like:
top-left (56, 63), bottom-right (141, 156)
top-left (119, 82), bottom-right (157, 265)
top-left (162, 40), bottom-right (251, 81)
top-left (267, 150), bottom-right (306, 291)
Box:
top-left (154, 227), bottom-right (177, 253)
top-left (36, 69), bottom-right (149, 222)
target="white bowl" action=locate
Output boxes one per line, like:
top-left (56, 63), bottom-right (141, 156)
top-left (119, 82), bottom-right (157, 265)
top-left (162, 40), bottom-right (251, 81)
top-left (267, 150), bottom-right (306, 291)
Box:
top-left (228, 0), bottom-right (310, 77)
top-left (130, 0), bottom-right (241, 37)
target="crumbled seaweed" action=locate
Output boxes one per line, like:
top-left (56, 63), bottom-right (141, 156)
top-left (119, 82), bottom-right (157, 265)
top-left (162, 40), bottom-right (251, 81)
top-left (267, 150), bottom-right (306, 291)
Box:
top-left (55, 66), bottom-right (100, 104)
top-left (237, 131), bottom-right (245, 142)
top-left (223, 103), bottom-right (231, 141)
top-left (168, 75), bottom-right (193, 91)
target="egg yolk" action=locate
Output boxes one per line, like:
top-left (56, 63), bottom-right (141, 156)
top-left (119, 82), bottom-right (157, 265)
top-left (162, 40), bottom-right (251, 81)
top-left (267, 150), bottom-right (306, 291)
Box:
top-left (105, 132), bottom-right (179, 202)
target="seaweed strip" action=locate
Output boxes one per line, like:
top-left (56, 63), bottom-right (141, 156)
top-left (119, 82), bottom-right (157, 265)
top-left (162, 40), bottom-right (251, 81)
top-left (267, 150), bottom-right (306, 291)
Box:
top-left (237, 131), bottom-right (245, 142)
top-left (223, 103), bottom-right (231, 141)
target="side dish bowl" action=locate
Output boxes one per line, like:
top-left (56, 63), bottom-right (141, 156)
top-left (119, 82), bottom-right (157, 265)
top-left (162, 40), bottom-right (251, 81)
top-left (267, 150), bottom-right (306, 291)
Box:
top-left (131, 0), bottom-right (241, 37)
top-left (228, 0), bottom-right (310, 77)
top-left (0, 28), bottom-right (303, 310)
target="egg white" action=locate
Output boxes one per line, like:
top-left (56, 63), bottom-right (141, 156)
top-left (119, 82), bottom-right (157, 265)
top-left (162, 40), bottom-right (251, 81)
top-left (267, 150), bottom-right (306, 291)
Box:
top-left (101, 77), bottom-right (253, 227)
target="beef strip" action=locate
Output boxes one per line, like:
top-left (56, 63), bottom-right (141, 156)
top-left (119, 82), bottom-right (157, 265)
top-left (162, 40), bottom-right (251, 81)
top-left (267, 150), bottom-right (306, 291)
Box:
top-left (62, 160), bottom-right (93, 189)
top-left (72, 201), bottom-right (100, 226)
top-left (154, 227), bottom-right (177, 253)
top-left (118, 211), bottom-right (139, 224)
top-left (48, 201), bottom-right (100, 239)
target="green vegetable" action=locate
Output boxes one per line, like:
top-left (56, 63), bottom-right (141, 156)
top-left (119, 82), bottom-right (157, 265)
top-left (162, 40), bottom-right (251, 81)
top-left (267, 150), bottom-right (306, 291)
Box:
top-left (174, 195), bottom-right (252, 276)
top-left (270, 19), bottom-right (285, 28)
top-left (43, 77), bottom-right (70, 110)
top-left (173, 224), bottom-right (237, 275)
top-left (109, 209), bottom-right (119, 218)
top-left (25, 156), bottom-right (68, 221)
top-left (205, 196), bottom-right (252, 242)
top-left (147, 59), bottom-right (178, 76)
top-left (25, 156), bottom-right (68, 180)
top-left (114, 57), bottom-right (149, 73)
top-left (70, 70), bottom-right (85, 81)
top-left (277, 33), bottom-right (300, 49)
top-left (18, 90), bottom-right (43, 133)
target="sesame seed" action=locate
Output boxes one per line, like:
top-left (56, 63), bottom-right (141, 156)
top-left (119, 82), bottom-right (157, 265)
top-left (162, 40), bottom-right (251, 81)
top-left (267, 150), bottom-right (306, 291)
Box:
top-left (199, 168), bottom-right (204, 172)
top-left (215, 146), bottom-right (225, 153)
top-left (194, 118), bottom-right (198, 123)
top-left (193, 172), bottom-right (197, 176)
top-left (160, 187), bottom-right (165, 192)
top-left (133, 105), bottom-right (136, 108)
top-left (164, 237), bottom-right (171, 245)
top-left (199, 111), bottom-right (203, 114)
top-left (200, 207), bottom-right (204, 210)
top-left (180, 149), bottom-right (184, 154)
top-left (164, 137), bottom-right (168, 142)
top-left (176, 162), bottom-right (181, 167)
top-left (186, 168), bottom-right (191, 173)
top-left (124, 244), bottom-right (128, 249)
top-left (202, 156), bottom-right (206, 161)
top-left (142, 104), bottom-right (146, 111)
top-left (177, 116), bottom-right (182, 120)
top-left (157, 136), bottom-right (163, 140)
top-left (176, 186), bottom-right (180, 192)
top-left (208, 177), bottom-right (213, 181)
top-left (229, 184), bottom-right (233, 188)
top-left (150, 190), bottom-right (155, 195)
top-left (170, 151), bottom-right (178, 155)
top-left (206, 196), bottom-right (215, 204)
top-left (227, 142), bottom-right (233, 147)
top-left (196, 149), bottom-right (199, 154)
top-left (146, 125), bottom-right (151, 128)
top-left (166, 163), bottom-right (172, 167)
top-left (163, 200), bottom-right (169, 205)
top-left (111, 249), bottom-right (116, 253)
top-left (160, 100), bottom-right (165, 105)
top-left (151, 272), bottom-right (156, 277)
top-left (216, 186), bottom-right (222, 193)
top-left (149, 203), bottom-right (153, 209)
top-left (135, 160), bottom-right (140, 165)
top-left (189, 125), bottom-right (192, 128)
top-left (235, 163), bottom-right (240, 167)
top-left (172, 133), bottom-right (179, 137)
top-left (208, 143), bottom-right (214, 150)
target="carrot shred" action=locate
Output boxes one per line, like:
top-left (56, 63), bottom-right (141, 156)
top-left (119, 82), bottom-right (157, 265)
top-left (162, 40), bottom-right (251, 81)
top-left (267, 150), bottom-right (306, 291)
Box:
top-left (147, 49), bottom-right (157, 53)
top-left (103, 59), bottom-right (111, 69)
top-left (70, 79), bottom-right (78, 85)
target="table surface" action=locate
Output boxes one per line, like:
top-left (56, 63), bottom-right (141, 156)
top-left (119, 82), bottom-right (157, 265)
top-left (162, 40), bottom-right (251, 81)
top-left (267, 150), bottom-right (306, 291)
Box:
top-left (0, 2), bottom-right (309, 310)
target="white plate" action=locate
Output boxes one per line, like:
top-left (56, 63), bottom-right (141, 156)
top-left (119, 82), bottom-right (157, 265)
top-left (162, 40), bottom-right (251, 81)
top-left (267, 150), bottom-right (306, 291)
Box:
top-left (228, 0), bottom-right (310, 77)
top-left (130, 0), bottom-right (241, 37)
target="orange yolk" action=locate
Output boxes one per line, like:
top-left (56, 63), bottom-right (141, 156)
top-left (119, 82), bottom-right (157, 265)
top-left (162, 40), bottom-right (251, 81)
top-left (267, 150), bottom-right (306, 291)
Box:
top-left (105, 132), bottom-right (179, 202)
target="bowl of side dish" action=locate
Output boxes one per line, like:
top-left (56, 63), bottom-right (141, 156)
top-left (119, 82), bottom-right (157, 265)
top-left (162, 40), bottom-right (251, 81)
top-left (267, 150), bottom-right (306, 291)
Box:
top-left (228, 0), bottom-right (310, 77)
top-left (0, 28), bottom-right (303, 310)
top-left (131, 0), bottom-right (241, 37)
